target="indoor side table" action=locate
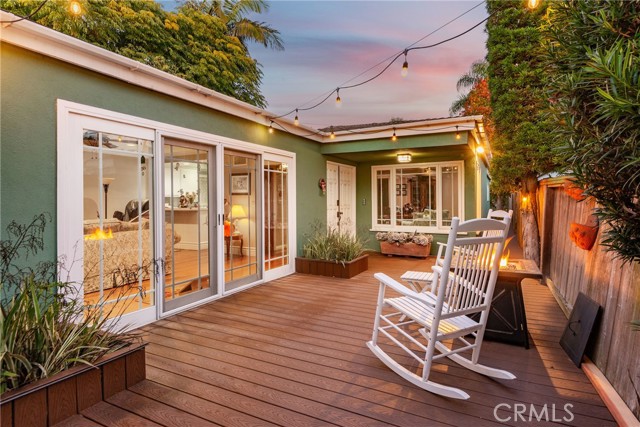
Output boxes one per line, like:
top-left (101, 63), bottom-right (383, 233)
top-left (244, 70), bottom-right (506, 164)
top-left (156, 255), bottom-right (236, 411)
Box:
top-left (225, 232), bottom-right (243, 259)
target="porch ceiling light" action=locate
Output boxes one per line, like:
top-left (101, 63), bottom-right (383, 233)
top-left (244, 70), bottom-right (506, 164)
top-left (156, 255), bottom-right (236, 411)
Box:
top-left (397, 153), bottom-right (412, 163)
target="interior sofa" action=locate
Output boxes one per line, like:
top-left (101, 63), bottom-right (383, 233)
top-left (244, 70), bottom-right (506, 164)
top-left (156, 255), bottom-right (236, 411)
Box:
top-left (83, 218), bottom-right (179, 293)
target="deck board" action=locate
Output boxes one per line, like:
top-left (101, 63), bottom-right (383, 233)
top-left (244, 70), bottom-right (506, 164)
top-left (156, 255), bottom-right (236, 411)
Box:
top-left (82, 254), bottom-right (615, 426)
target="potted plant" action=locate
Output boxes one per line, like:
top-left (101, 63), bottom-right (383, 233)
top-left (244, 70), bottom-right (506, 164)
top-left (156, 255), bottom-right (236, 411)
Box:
top-left (295, 224), bottom-right (368, 279)
top-left (0, 215), bottom-right (145, 426)
top-left (376, 231), bottom-right (433, 258)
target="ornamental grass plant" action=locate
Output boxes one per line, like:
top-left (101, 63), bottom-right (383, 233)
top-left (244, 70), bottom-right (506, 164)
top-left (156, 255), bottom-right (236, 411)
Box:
top-left (302, 223), bottom-right (367, 265)
top-left (0, 214), bottom-right (136, 394)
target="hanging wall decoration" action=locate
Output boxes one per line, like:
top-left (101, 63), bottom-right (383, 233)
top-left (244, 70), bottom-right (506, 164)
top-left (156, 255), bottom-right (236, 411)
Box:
top-left (569, 214), bottom-right (599, 251)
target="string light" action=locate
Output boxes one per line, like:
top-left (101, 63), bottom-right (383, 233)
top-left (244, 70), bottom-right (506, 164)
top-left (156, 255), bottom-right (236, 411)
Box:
top-left (268, 121), bottom-right (274, 134)
top-left (294, 109), bottom-right (299, 126)
top-left (401, 50), bottom-right (409, 78)
top-left (391, 128), bottom-right (398, 142)
top-left (527, 0), bottom-right (540, 10)
top-left (69, 1), bottom-right (83, 16)
top-left (266, 4), bottom-right (491, 123)
top-left (455, 125), bottom-right (461, 140)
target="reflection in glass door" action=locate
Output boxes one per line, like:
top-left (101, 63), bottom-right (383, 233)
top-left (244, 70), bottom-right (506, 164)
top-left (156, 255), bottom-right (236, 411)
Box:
top-left (264, 160), bottom-right (289, 272)
top-left (224, 151), bottom-right (260, 291)
top-left (163, 140), bottom-right (216, 312)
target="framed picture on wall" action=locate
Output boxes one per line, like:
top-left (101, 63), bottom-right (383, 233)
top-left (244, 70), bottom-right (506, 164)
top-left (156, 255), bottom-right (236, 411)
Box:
top-left (396, 184), bottom-right (401, 196)
top-left (401, 184), bottom-right (407, 196)
top-left (231, 173), bottom-right (251, 195)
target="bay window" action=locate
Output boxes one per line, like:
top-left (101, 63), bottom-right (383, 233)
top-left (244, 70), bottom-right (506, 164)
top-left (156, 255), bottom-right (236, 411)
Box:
top-left (372, 161), bottom-right (464, 230)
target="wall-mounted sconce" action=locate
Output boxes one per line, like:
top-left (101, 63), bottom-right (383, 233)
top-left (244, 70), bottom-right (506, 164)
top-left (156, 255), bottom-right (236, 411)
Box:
top-left (318, 178), bottom-right (326, 195)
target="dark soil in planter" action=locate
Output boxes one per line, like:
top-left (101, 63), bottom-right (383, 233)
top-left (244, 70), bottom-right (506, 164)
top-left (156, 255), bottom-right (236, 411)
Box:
top-left (295, 254), bottom-right (368, 278)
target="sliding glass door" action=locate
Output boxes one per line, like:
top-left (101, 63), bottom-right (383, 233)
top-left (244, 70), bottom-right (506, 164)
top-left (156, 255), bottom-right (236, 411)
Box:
top-left (223, 150), bottom-right (260, 292)
top-left (163, 139), bottom-right (216, 312)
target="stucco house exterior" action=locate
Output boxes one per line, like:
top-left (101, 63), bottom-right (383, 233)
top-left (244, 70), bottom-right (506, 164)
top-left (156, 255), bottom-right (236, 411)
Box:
top-left (1, 13), bottom-right (491, 328)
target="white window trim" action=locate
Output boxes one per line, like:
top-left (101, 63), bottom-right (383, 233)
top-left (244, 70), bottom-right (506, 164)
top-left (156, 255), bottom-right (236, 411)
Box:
top-left (370, 160), bottom-right (465, 233)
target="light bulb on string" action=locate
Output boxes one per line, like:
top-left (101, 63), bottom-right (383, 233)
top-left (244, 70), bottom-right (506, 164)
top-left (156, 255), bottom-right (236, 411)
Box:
top-left (527, 0), bottom-right (539, 9)
top-left (455, 125), bottom-right (461, 140)
top-left (268, 121), bottom-right (274, 134)
top-left (401, 50), bottom-right (409, 78)
top-left (335, 88), bottom-right (342, 108)
top-left (391, 128), bottom-right (398, 142)
top-left (69, 0), bottom-right (82, 16)
top-left (294, 109), bottom-right (299, 126)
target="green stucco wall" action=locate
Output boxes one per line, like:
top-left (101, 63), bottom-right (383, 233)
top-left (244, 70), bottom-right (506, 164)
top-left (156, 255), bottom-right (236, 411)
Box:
top-left (0, 44), bottom-right (326, 262)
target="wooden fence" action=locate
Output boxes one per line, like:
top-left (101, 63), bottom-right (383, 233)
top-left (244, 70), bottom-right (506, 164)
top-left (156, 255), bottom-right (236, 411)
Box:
top-left (537, 177), bottom-right (640, 419)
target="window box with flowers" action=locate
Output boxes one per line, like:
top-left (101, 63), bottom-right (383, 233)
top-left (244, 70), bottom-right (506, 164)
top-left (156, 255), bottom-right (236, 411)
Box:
top-left (376, 231), bottom-right (433, 258)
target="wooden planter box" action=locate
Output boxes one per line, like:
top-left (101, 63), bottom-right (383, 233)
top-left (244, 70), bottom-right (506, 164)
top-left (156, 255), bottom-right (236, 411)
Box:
top-left (295, 254), bottom-right (368, 279)
top-left (379, 241), bottom-right (431, 258)
top-left (0, 343), bottom-right (146, 427)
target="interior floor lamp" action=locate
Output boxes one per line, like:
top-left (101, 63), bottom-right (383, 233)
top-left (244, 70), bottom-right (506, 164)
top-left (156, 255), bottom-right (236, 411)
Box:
top-left (102, 177), bottom-right (115, 219)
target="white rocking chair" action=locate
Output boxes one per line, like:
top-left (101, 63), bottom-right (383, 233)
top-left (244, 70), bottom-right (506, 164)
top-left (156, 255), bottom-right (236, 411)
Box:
top-left (401, 210), bottom-right (513, 293)
top-left (367, 215), bottom-right (515, 399)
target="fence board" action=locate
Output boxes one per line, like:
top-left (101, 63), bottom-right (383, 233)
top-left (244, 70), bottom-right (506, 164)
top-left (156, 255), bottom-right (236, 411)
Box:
top-left (537, 178), bottom-right (640, 421)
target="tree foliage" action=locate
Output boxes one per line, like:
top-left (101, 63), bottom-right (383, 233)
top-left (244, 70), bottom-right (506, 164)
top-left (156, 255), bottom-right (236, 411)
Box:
top-left (544, 0), bottom-right (640, 263)
top-left (182, 0), bottom-right (284, 51)
top-left (1, 0), bottom-right (272, 107)
top-left (486, 1), bottom-right (557, 196)
top-left (450, 60), bottom-right (494, 143)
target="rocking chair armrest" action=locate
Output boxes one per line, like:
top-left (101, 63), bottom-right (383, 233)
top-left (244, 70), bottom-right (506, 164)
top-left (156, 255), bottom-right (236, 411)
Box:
top-left (373, 273), bottom-right (437, 306)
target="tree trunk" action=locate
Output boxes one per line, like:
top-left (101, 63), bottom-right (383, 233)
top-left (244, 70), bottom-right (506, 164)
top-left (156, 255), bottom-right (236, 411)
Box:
top-left (521, 174), bottom-right (541, 266)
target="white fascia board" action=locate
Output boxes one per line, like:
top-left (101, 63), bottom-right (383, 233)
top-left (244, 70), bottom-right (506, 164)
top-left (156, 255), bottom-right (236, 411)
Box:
top-left (324, 116), bottom-right (480, 143)
top-left (0, 12), bottom-right (318, 139)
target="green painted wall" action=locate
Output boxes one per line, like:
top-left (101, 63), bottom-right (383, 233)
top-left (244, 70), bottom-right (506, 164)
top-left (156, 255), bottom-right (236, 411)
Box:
top-left (0, 44), bottom-right (326, 261)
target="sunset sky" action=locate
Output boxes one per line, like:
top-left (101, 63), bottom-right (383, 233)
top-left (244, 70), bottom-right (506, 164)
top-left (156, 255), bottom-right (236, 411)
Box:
top-left (245, 1), bottom-right (489, 128)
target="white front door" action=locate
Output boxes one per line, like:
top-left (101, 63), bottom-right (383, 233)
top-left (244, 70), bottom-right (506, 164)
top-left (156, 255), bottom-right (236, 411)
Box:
top-left (326, 162), bottom-right (356, 236)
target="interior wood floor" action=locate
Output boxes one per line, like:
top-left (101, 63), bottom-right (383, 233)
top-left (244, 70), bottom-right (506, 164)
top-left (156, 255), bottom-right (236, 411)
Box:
top-left (65, 253), bottom-right (615, 427)
top-left (84, 249), bottom-right (288, 317)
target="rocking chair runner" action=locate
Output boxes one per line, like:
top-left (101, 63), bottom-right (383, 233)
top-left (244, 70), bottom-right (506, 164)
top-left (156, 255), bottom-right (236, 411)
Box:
top-left (367, 215), bottom-right (515, 399)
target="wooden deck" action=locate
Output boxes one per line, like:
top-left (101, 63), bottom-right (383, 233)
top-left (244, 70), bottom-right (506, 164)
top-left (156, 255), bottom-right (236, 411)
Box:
top-left (58, 254), bottom-right (616, 426)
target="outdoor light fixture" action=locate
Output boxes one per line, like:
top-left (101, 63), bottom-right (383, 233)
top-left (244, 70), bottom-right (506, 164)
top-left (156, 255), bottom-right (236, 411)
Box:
top-left (294, 109), bottom-right (299, 126)
top-left (335, 88), bottom-right (342, 108)
top-left (397, 153), bottom-right (412, 163)
top-left (401, 50), bottom-right (409, 78)
top-left (391, 128), bottom-right (398, 142)
top-left (69, 1), bottom-right (82, 16)
top-left (329, 127), bottom-right (336, 139)
top-left (268, 121), bottom-right (274, 134)
top-left (476, 145), bottom-right (485, 154)
top-left (455, 125), bottom-right (461, 140)
top-left (527, 0), bottom-right (540, 9)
